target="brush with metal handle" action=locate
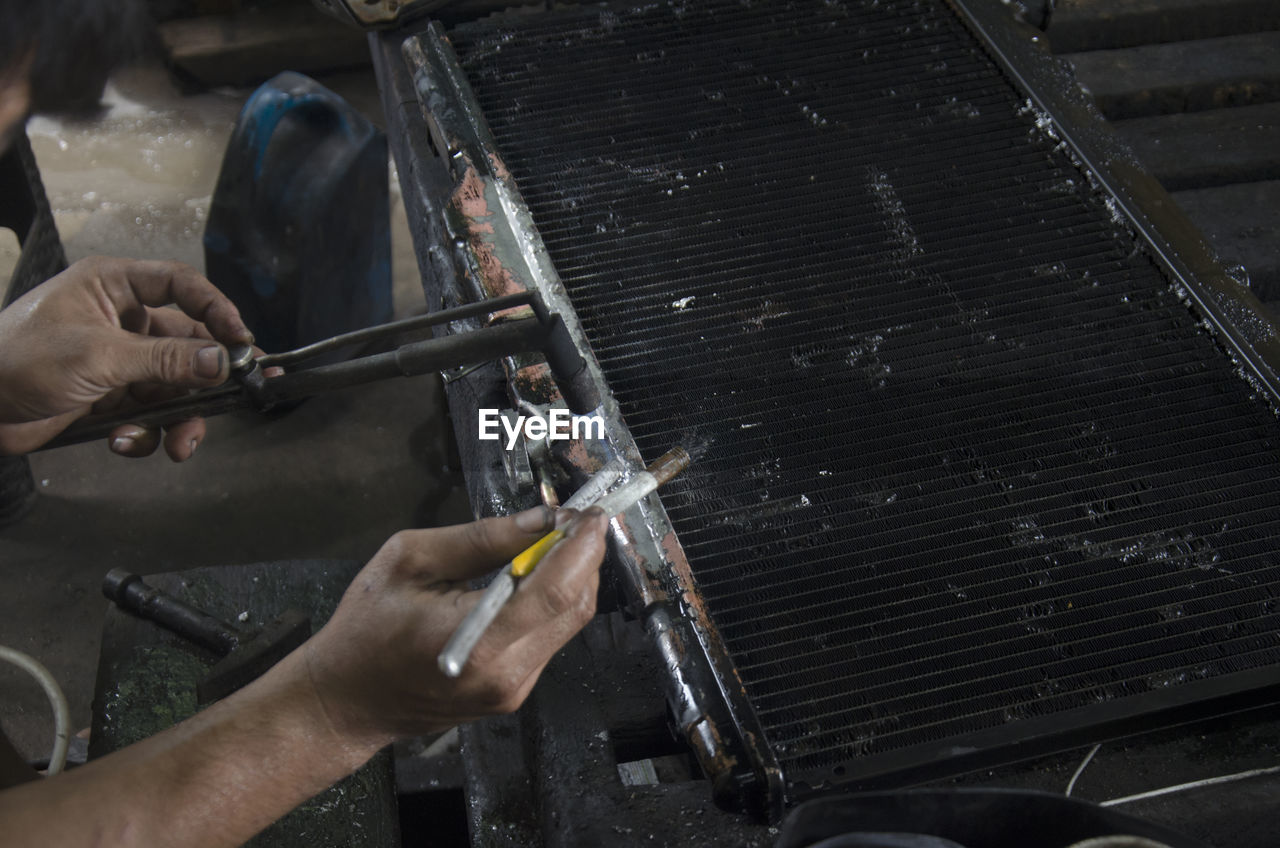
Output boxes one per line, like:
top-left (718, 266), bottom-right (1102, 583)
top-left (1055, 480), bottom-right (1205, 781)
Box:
top-left (437, 446), bottom-right (691, 677)
top-left (435, 457), bottom-right (623, 679)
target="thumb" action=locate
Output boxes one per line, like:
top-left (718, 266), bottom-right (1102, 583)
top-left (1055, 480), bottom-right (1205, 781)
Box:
top-left (110, 334), bottom-right (230, 389)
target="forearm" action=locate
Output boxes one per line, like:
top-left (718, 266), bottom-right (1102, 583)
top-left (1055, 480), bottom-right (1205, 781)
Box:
top-left (0, 650), bottom-right (386, 848)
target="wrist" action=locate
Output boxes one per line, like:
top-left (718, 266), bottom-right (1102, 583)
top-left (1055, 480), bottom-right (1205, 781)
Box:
top-left (287, 642), bottom-right (394, 769)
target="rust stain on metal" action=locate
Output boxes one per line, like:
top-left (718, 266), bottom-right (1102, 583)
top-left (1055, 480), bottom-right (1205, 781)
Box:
top-left (466, 239), bottom-right (526, 298)
top-left (488, 149), bottom-right (513, 183)
top-left (508, 362), bottom-right (562, 405)
top-left (658, 529), bottom-right (684, 571)
top-left (560, 438), bottom-right (600, 475)
top-left (477, 242), bottom-right (527, 298)
top-left (664, 532), bottom-right (759, 707)
top-left (611, 518), bottom-right (664, 608)
top-left (665, 539), bottom-right (722, 647)
top-left (447, 163), bottom-right (526, 299)
top-left (450, 166), bottom-right (495, 234)
top-left (690, 716), bottom-right (740, 775)
top-left (614, 507), bottom-right (640, 553)
top-left (486, 304), bottom-right (536, 325)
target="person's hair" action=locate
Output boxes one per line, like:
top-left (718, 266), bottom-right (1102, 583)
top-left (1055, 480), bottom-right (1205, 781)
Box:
top-left (0, 0), bottom-right (152, 116)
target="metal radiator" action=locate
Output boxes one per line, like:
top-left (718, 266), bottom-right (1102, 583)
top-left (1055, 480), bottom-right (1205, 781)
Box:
top-left (405, 0), bottom-right (1280, 819)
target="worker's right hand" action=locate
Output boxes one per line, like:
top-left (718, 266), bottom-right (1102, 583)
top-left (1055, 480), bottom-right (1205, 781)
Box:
top-left (296, 505), bottom-right (610, 759)
top-left (0, 256), bottom-right (255, 460)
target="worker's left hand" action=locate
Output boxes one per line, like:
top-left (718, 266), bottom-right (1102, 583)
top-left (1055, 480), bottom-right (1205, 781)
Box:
top-left (0, 256), bottom-right (255, 460)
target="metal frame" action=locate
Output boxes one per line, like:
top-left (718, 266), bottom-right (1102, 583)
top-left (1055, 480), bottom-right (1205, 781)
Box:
top-left (379, 0), bottom-right (1280, 824)
top-left (948, 0), bottom-right (1280, 405)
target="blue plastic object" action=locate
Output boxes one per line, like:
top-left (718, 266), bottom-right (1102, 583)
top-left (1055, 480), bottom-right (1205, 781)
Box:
top-left (204, 71), bottom-right (392, 358)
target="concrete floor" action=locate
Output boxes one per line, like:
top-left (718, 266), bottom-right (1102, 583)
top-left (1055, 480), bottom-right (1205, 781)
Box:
top-left (0, 64), bottom-right (468, 762)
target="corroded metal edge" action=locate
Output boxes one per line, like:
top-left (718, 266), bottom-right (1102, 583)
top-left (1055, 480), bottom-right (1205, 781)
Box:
top-left (948, 0), bottom-right (1280, 407)
top-left (402, 23), bottom-right (785, 820)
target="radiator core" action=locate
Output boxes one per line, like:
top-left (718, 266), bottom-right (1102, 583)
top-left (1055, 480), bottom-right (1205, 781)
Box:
top-left (445, 0), bottom-right (1280, 796)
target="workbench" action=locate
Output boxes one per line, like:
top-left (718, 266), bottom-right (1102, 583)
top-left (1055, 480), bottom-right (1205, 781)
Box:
top-left (90, 560), bottom-right (399, 848)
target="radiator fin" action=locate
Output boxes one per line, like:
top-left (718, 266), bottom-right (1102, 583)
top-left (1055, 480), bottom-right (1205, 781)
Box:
top-left (450, 0), bottom-right (1280, 790)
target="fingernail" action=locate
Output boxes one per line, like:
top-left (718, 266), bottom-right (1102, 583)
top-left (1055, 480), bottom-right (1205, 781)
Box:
top-left (567, 508), bottom-right (603, 535)
top-left (554, 508), bottom-right (580, 529)
top-left (110, 426), bottom-right (146, 454)
top-left (195, 345), bottom-right (224, 379)
top-left (514, 505), bottom-right (554, 532)
top-left (188, 438), bottom-right (199, 458)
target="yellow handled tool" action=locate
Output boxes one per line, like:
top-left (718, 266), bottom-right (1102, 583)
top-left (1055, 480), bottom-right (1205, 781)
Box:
top-left (437, 446), bottom-right (691, 677)
top-left (511, 529), bottom-right (566, 577)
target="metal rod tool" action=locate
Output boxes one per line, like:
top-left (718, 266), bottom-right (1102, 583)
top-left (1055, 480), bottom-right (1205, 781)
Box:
top-left (39, 291), bottom-right (600, 450)
top-left (103, 569), bottom-right (312, 703)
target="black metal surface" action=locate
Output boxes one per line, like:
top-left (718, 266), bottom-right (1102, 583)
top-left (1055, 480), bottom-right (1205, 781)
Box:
top-left (443, 0), bottom-right (1280, 797)
top-left (101, 568), bottom-right (313, 703)
top-left (196, 609), bottom-right (311, 704)
top-left (90, 561), bottom-right (400, 848)
top-left (103, 569), bottom-right (240, 656)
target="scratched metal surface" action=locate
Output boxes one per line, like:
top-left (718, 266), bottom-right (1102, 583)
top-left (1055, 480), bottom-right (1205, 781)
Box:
top-left (448, 0), bottom-right (1280, 793)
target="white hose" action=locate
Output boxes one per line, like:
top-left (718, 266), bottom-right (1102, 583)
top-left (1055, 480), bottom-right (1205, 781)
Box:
top-left (1064, 743), bottom-right (1101, 797)
top-left (1100, 764), bottom-right (1280, 807)
top-left (0, 645), bottom-right (71, 776)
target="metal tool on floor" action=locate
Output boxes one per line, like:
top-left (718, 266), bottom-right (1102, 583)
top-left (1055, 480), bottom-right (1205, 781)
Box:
top-left (102, 569), bottom-right (311, 703)
top-left (39, 291), bottom-right (600, 450)
top-left (437, 445), bottom-right (692, 678)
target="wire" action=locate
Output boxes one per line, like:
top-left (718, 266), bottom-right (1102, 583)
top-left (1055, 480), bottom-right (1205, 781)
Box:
top-left (0, 645), bottom-right (71, 776)
top-left (1065, 743), bottom-right (1101, 797)
top-left (1101, 764), bottom-right (1280, 807)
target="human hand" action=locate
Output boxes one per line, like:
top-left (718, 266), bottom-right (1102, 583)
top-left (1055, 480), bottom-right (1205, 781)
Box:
top-left (299, 506), bottom-right (610, 751)
top-left (0, 507), bottom-right (607, 847)
top-left (0, 256), bottom-right (254, 460)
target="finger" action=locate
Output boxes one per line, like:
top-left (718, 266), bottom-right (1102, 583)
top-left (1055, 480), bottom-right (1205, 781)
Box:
top-left (491, 599), bottom-right (598, 699)
top-left (383, 507), bottom-right (572, 583)
top-left (162, 419), bottom-right (205, 462)
top-left (106, 332), bottom-right (231, 389)
top-left (118, 310), bottom-right (259, 401)
top-left (144, 305), bottom-right (215, 342)
top-left (504, 565), bottom-right (601, 672)
top-left (460, 515), bottom-right (606, 692)
top-left (108, 423), bottom-right (161, 457)
top-left (440, 577), bottom-right (592, 708)
top-left (145, 308), bottom-right (272, 378)
top-left (94, 257), bottom-right (253, 347)
top-left (90, 383), bottom-right (186, 415)
top-left (129, 381), bottom-right (188, 406)
top-left (486, 509), bottom-right (607, 646)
